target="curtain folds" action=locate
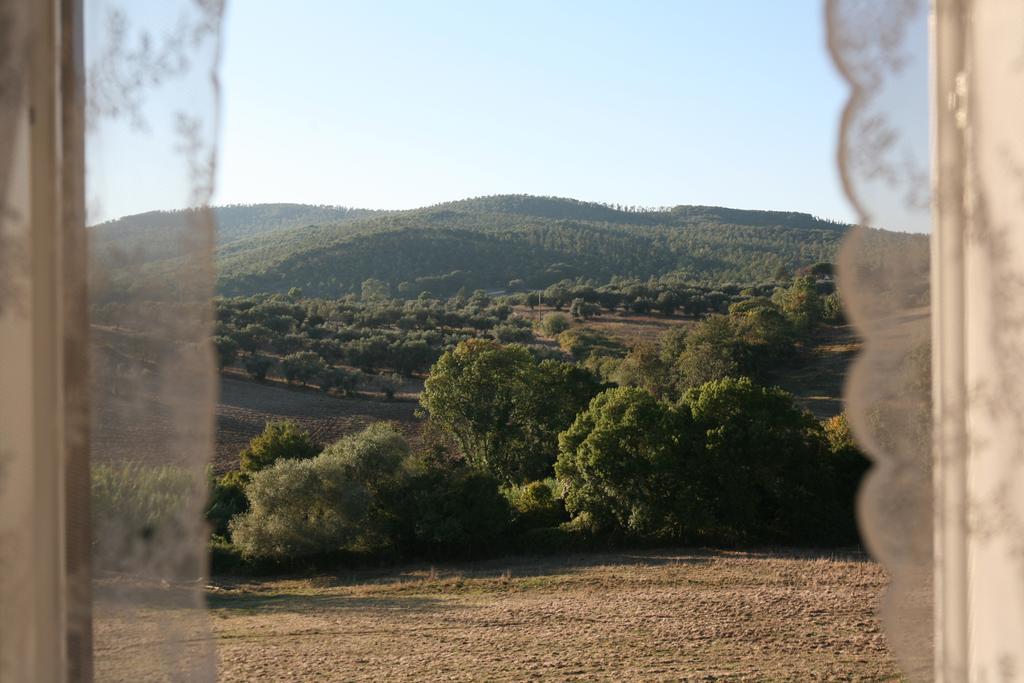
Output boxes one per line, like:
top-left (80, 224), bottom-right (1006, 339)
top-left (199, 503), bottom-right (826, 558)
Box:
top-left (85, 0), bottom-right (224, 680)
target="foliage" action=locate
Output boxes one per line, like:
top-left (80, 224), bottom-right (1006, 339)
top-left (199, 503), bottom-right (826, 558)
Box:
top-left (503, 480), bottom-right (568, 532)
top-left (556, 387), bottom-right (702, 537)
top-left (281, 351), bottom-right (327, 385)
top-left (214, 335), bottom-right (239, 369)
top-left (230, 423), bottom-right (409, 561)
top-left (396, 461), bottom-right (511, 558)
top-left (539, 312), bottom-right (571, 336)
top-left (243, 354), bottom-right (273, 381)
top-left (207, 469), bottom-right (249, 537)
top-left (420, 340), bottom-right (601, 484)
top-left (239, 420), bottom-right (320, 474)
top-left (682, 377), bottom-right (844, 543)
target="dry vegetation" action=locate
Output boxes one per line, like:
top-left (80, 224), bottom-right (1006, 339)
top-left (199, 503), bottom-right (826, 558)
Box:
top-left (215, 377), bottom-right (421, 473)
top-left (207, 549), bottom-right (899, 682)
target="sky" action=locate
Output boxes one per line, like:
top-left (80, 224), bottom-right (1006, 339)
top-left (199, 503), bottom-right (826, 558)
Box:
top-left (87, 2), bottom-right (929, 230)
top-left (212, 1), bottom-right (857, 222)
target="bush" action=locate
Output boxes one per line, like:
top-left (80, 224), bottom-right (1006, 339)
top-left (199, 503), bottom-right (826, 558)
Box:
top-left (539, 312), bottom-right (571, 337)
top-left (206, 469), bottom-right (249, 537)
top-left (239, 420), bottom-right (319, 473)
top-left (503, 479), bottom-right (567, 532)
top-left (230, 456), bottom-right (370, 562)
top-left (398, 466), bottom-right (511, 558)
top-left (230, 423), bottom-right (410, 562)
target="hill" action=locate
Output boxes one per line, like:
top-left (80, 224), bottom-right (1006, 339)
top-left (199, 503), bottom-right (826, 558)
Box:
top-left (91, 195), bottom-right (924, 299)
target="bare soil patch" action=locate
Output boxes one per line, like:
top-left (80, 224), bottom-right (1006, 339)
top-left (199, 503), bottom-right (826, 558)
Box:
top-left (208, 549), bottom-right (899, 681)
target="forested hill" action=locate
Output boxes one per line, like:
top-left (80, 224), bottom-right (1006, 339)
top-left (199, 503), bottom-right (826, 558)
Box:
top-left (91, 204), bottom-right (376, 266)
top-left (93, 195), bottom-right (921, 299)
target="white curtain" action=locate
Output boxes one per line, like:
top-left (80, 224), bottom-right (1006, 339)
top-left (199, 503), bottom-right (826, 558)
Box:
top-left (829, 0), bottom-right (1024, 680)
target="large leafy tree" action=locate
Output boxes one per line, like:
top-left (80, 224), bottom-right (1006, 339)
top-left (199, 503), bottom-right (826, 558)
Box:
top-left (682, 377), bottom-right (841, 543)
top-left (555, 387), bottom-right (704, 536)
top-left (420, 339), bottom-right (600, 484)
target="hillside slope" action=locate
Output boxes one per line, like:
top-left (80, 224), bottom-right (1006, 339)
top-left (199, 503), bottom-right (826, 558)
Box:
top-left (92, 195), bottom-right (925, 299)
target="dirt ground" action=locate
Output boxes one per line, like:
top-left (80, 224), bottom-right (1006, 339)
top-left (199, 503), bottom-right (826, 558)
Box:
top-left (214, 377), bottom-right (421, 472)
top-left (205, 549), bottom-right (899, 682)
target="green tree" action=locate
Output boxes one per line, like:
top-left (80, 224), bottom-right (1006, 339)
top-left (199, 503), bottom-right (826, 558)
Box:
top-left (230, 423), bottom-right (411, 561)
top-left (213, 335), bottom-right (239, 370)
top-left (361, 277), bottom-right (391, 301)
top-left (420, 340), bottom-right (598, 484)
top-left (555, 387), bottom-right (702, 536)
top-left (281, 351), bottom-right (327, 385)
top-left (539, 312), bottom-right (571, 336)
top-left (772, 275), bottom-right (822, 333)
top-left (682, 377), bottom-right (841, 543)
top-left (243, 354), bottom-right (272, 381)
top-left (239, 420), bottom-right (320, 473)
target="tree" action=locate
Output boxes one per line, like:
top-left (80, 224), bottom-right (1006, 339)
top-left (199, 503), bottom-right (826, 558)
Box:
top-left (672, 315), bottom-right (742, 391)
top-left (682, 377), bottom-right (842, 543)
top-left (539, 312), bottom-right (571, 337)
top-left (822, 291), bottom-right (844, 324)
top-left (569, 298), bottom-right (600, 320)
top-left (420, 340), bottom-right (599, 484)
top-left (612, 340), bottom-right (674, 400)
top-left (281, 351), bottom-right (326, 385)
top-left (525, 292), bottom-right (540, 310)
top-left (214, 335), bottom-right (239, 370)
top-left (239, 420), bottom-right (320, 473)
top-left (361, 278), bottom-right (390, 301)
top-left (243, 354), bottom-right (273, 381)
top-left (656, 291), bottom-right (678, 317)
top-left (772, 275), bottom-right (822, 333)
top-left (555, 387), bottom-right (702, 536)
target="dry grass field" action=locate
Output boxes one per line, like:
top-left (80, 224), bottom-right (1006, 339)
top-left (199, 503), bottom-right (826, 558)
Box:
top-left (214, 376), bottom-right (421, 472)
top-left (208, 549), bottom-right (899, 681)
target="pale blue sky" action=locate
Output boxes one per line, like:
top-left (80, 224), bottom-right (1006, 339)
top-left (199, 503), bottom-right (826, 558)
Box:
top-left (90, 2), bottom-right (930, 230)
top-left (214, 1), bottom-right (857, 222)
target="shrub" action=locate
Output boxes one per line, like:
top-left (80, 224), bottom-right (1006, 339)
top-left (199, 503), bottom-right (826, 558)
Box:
top-left (230, 423), bottom-right (410, 562)
top-left (230, 456), bottom-right (370, 562)
top-left (539, 312), bottom-right (571, 337)
top-left (206, 469), bottom-right (249, 537)
top-left (239, 420), bottom-right (319, 473)
top-left (493, 323), bottom-right (534, 344)
top-left (398, 465), bottom-right (510, 558)
top-left (503, 479), bottom-right (567, 532)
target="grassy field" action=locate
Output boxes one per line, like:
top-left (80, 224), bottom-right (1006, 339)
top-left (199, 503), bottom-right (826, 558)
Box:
top-left (207, 549), bottom-right (898, 681)
top-left (214, 376), bottom-right (421, 473)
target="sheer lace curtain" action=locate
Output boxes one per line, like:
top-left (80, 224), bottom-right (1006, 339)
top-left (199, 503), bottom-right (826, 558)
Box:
top-left (828, 0), bottom-right (1024, 680)
top-left (1, 1), bottom-right (1023, 681)
top-left (1, 0), bottom-right (223, 680)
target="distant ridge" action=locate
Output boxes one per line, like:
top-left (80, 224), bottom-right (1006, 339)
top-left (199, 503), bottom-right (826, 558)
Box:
top-left (92, 194), bottom-right (922, 299)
